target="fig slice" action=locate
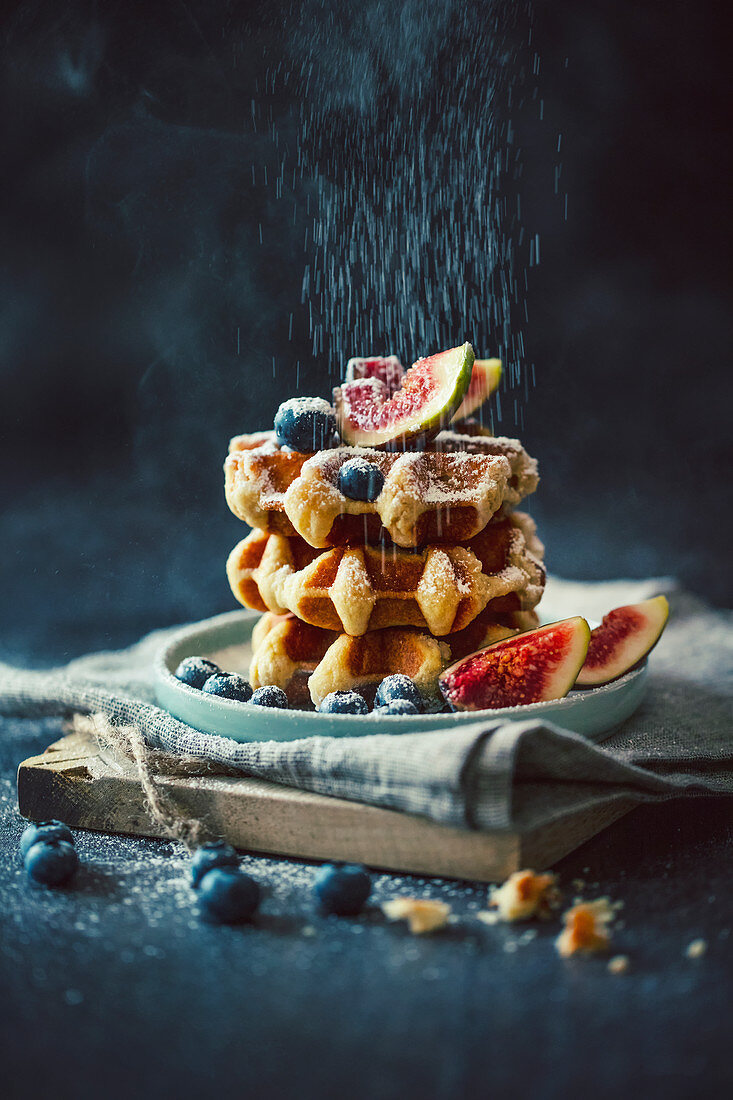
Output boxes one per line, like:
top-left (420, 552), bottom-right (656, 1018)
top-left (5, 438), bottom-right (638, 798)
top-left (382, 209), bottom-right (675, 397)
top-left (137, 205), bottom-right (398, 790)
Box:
top-left (335, 343), bottom-right (474, 449)
top-left (343, 355), bottom-right (404, 395)
top-left (451, 357), bottom-right (503, 422)
top-left (575, 595), bottom-right (669, 687)
top-left (439, 617), bottom-right (591, 711)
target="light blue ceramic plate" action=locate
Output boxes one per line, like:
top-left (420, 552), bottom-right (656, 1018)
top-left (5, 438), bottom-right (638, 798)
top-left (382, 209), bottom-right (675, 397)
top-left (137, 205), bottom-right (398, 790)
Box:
top-left (154, 610), bottom-right (648, 744)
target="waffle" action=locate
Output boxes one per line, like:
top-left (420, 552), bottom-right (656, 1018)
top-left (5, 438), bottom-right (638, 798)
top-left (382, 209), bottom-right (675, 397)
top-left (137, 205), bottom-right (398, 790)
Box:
top-left (225, 431), bottom-right (537, 548)
top-left (249, 614), bottom-right (340, 709)
top-left (227, 512), bottom-right (545, 636)
top-left (250, 616), bottom-right (450, 707)
top-left (249, 608), bottom-right (539, 708)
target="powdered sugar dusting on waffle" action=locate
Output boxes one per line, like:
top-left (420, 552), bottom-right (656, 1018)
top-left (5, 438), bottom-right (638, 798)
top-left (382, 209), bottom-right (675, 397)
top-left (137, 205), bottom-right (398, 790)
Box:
top-left (225, 432), bottom-right (536, 547)
top-left (396, 450), bottom-right (491, 504)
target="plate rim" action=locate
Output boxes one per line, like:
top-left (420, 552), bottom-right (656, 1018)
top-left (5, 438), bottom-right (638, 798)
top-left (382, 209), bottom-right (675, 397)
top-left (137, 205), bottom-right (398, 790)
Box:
top-left (154, 608), bottom-right (648, 728)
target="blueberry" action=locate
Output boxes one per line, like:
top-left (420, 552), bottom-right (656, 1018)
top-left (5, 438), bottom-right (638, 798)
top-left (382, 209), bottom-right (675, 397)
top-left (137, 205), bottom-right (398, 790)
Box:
top-left (20, 820), bottom-right (74, 859)
top-left (373, 698), bottom-right (418, 716)
top-left (190, 841), bottom-right (240, 889)
top-left (314, 863), bottom-right (372, 916)
top-left (250, 685), bottom-right (289, 708)
top-left (174, 656), bottom-right (221, 689)
top-left (317, 691), bottom-right (369, 715)
top-left (337, 458), bottom-right (385, 502)
top-left (274, 397), bottom-right (337, 452)
top-left (198, 869), bottom-right (261, 924)
top-left (374, 674), bottom-right (422, 711)
top-left (202, 673), bottom-right (253, 702)
top-left (24, 840), bottom-right (79, 887)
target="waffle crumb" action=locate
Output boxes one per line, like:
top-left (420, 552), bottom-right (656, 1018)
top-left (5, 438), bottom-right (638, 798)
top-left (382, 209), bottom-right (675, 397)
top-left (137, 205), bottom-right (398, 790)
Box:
top-left (608, 955), bottom-right (630, 975)
top-left (685, 938), bottom-right (707, 959)
top-left (556, 898), bottom-right (614, 957)
top-left (490, 869), bottom-right (560, 922)
top-left (382, 898), bottom-right (451, 935)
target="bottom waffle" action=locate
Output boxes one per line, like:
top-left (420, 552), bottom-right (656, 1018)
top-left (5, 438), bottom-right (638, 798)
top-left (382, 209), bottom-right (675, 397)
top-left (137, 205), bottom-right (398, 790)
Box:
top-left (249, 608), bottom-right (539, 709)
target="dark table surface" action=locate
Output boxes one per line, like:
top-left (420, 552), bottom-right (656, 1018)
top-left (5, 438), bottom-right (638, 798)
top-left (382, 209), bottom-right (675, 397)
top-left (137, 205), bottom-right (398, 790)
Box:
top-left (2, 719), bottom-right (731, 1100)
top-left (2, 489), bottom-right (732, 1100)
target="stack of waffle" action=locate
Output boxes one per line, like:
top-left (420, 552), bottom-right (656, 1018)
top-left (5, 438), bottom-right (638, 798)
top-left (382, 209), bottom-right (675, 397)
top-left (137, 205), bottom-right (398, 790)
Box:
top-left (223, 425), bottom-right (545, 710)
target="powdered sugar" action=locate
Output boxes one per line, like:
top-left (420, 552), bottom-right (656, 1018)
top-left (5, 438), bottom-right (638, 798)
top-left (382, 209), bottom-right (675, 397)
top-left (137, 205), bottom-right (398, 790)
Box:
top-left (278, 396), bottom-right (335, 416)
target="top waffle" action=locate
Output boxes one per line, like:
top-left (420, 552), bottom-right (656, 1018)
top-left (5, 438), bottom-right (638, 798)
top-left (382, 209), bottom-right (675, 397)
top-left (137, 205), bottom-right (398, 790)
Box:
top-left (225, 430), bottom-right (538, 548)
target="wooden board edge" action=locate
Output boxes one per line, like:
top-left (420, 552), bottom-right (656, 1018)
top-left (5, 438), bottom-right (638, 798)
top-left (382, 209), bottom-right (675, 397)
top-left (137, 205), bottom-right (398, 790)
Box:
top-left (17, 734), bottom-right (520, 882)
top-left (519, 799), bottom-right (635, 867)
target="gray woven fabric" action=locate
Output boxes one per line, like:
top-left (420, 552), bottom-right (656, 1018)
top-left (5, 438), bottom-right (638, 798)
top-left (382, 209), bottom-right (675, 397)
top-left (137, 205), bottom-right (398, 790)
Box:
top-left (1, 577), bottom-right (731, 832)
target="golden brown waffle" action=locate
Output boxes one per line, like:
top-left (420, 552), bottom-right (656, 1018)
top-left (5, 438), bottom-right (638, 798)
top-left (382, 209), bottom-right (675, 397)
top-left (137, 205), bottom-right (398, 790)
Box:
top-left (249, 614), bottom-right (340, 709)
top-left (308, 629), bottom-right (450, 707)
top-left (225, 431), bottom-right (537, 548)
top-left (249, 608), bottom-right (539, 708)
top-left (250, 615), bottom-right (449, 707)
top-left (227, 512), bottom-right (544, 636)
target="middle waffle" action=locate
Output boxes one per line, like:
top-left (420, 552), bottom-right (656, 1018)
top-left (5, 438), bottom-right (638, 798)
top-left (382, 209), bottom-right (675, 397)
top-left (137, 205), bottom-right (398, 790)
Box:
top-left (227, 511), bottom-right (545, 637)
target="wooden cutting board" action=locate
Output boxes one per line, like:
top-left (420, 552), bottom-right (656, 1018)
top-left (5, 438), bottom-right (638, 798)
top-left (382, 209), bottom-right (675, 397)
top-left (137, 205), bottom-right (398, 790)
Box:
top-left (16, 730), bottom-right (632, 882)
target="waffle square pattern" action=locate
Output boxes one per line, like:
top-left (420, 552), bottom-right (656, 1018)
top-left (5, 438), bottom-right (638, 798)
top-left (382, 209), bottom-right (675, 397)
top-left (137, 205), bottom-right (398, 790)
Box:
top-left (227, 512), bottom-right (545, 637)
top-left (224, 431), bottom-right (538, 549)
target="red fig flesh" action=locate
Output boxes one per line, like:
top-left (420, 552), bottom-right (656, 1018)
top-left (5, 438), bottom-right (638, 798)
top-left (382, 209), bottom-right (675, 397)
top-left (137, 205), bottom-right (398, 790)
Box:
top-left (439, 617), bottom-right (591, 711)
top-left (575, 595), bottom-right (669, 687)
top-left (335, 343), bottom-right (474, 448)
top-left (344, 356), bottom-right (404, 394)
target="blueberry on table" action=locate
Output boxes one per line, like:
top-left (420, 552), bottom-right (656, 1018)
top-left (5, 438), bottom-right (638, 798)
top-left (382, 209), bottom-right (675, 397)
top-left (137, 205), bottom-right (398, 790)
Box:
top-left (20, 819), bottom-right (74, 859)
top-left (190, 841), bottom-right (240, 889)
top-left (250, 685), bottom-right (289, 708)
top-left (24, 840), bottom-right (79, 887)
top-left (198, 869), bottom-right (261, 924)
top-left (373, 699), bottom-right (418, 716)
top-left (317, 691), bottom-right (369, 715)
top-left (374, 674), bottom-right (422, 711)
top-left (174, 657), bottom-right (221, 689)
top-left (314, 863), bottom-right (372, 916)
top-left (274, 397), bottom-right (338, 452)
top-left (202, 673), bottom-right (253, 702)
top-left (337, 458), bottom-right (385, 502)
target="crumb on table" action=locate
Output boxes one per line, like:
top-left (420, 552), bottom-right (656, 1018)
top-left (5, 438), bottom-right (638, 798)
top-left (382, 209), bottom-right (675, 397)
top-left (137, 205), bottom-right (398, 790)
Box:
top-left (382, 898), bottom-right (451, 935)
top-left (556, 898), bottom-right (614, 957)
top-left (488, 869), bottom-right (560, 923)
top-left (608, 954), bottom-right (630, 975)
